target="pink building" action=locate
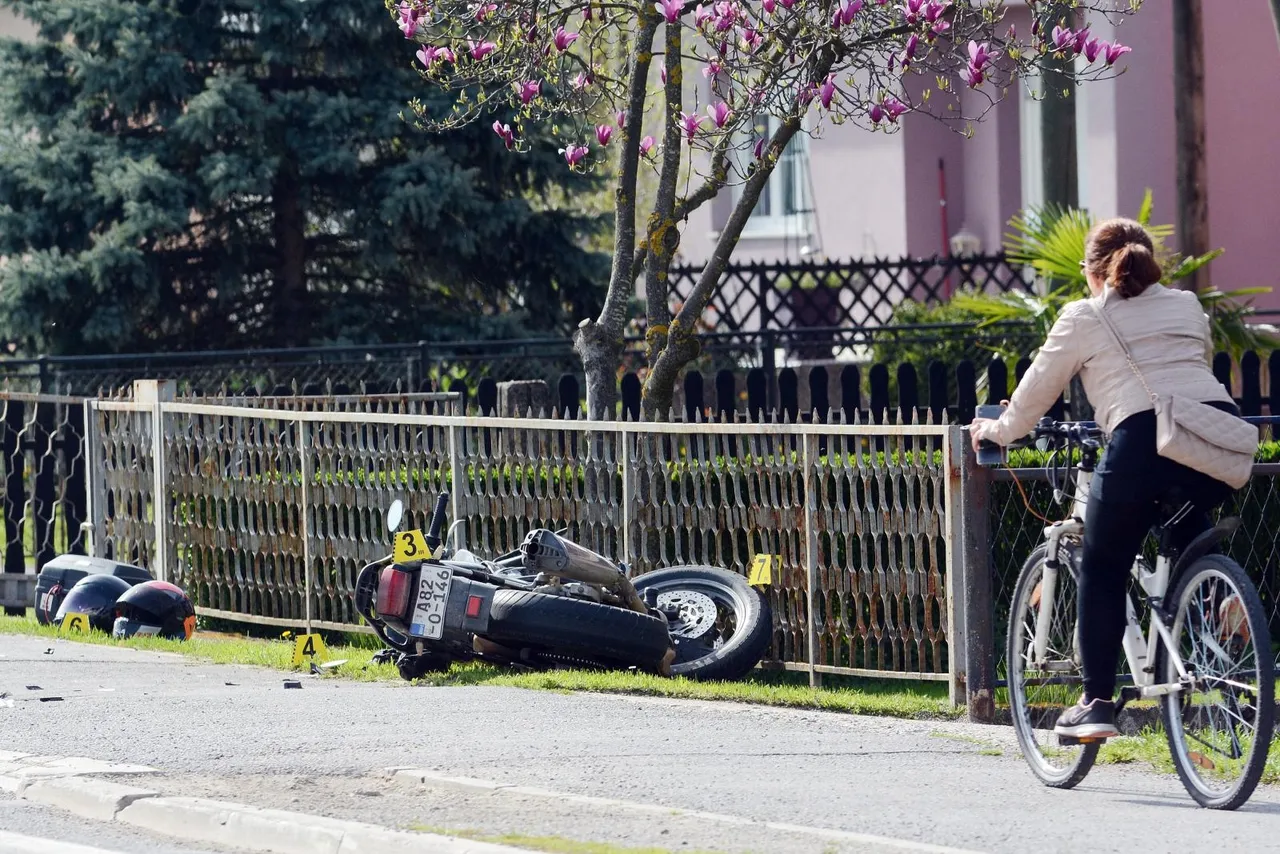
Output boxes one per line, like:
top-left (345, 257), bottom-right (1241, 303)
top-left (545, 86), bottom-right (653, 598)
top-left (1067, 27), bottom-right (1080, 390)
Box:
top-left (681, 2), bottom-right (1280, 312)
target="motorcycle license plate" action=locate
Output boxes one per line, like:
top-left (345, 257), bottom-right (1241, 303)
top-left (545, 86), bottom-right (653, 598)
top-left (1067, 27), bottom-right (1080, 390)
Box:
top-left (409, 565), bottom-right (453, 639)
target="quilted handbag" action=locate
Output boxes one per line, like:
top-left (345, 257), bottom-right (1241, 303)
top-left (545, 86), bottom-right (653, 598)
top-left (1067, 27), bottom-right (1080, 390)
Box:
top-left (1089, 301), bottom-right (1257, 489)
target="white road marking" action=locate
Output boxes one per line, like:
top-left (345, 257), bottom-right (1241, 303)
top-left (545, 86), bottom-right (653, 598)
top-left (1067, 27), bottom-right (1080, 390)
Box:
top-left (0, 830), bottom-right (128, 854)
top-left (388, 769), bottom-right (987, 854)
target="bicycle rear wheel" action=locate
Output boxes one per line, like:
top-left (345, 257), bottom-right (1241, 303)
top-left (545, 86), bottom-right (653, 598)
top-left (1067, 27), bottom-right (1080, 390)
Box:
top-left (1159, 554), bottom-right (1274, 810)
top-left (1007, 541), bottom-right (1099, 788)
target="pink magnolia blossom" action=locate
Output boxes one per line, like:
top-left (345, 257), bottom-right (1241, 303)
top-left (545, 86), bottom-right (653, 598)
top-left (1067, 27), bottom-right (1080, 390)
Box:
top-left (583, 3), bottom-right (593, 19)
top-left (965, 40), bottom-right (994, 87)
top-left (882, 97), bottom-right (908, 122)
top-left (778, 0), bottom-right (795, 8)
top-left (1102, 41), bottom-right (1132, 64)
top-left (797, 82), bottom-right (817, 106)
top-left (703, 59), bottom-right (723, 78)
top-left (660, 63), bottom-right (667, 84)
top-left (930, 19), bottom-right (950, 37)
top-left (902, 33), bottom-right (919, 65)
top-left (553, 27), bottom-right (579, 51)
top-left (397, 3), bottom-right (420, 38)
top-left (694, 3), bottom-right (712, 27)
top-left (639, 136), bottom-right (656, 157)
top-left (739, 26), bottom-right (762, 51)
top-left (1082, 36), bottom-right (1103, 63)
top-left (762, 0), bottom-right (776, 13)
top-left (492, 121), bottom-right (515, 149)
top-left (679, 111), bottom-right (703, 142)
top-left (753, 137), bottom-right (766, 159)
top-left (416, 45), bottom-right (454, 67)
top-left (923, 0), bottom-right (948, 22)
top-left (1051, 25), bottom-right (1075, 53)
top-left (707, 101), bottom-right (732, 128)
top-left (655, 0), bottom-right (683, 22)
top-left (573, 71), bottom-right (593, 89)
top-left (1006, 23), bottom-right (1016, 41)
top-left (473, 2), bottom-right (497, 21)
top-left (869, 103), bottom-right (885, 124)
top-left (595, 125), bottom-right (613, 146)
top-left (562, 144), bottom-right (589, 166)
top-left (899, 0), bottom-right (925, 25)
top-left (516, 80), bottom-right (540, 104)
top-left (1073, 27), bottom-right (1092, 54)
top-left (713, 1), bottom-right (738, 31)
top-left (616, 110), bottom-right (628, 128)
top-left (818, 73), bottom-right (837, 109)
top-left (468, 40), bottom-right (497, 60)
top-left (831, 0), bottom-right (861, 27)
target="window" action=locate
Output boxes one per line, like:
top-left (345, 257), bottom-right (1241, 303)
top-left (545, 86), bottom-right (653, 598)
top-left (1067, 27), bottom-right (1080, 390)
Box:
top-left (732, 114), bottom-right (812, 238)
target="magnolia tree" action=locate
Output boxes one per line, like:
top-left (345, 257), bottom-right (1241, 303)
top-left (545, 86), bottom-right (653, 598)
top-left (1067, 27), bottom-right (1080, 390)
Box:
top-left (390, 0), bottom-right (1142, 418)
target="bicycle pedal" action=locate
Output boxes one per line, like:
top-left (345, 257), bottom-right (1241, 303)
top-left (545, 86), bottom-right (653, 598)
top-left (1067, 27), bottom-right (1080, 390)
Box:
top-left (1057, 734), bottom-right (1109, 746)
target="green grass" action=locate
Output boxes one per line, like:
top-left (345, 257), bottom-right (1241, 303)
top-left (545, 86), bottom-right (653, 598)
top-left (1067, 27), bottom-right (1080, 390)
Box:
top-left (0, 612), bottom-right (959, 720)
top-left (409, 825), bottom-right (726, 854)
top-left (1098, 725), bottom-right (1280, 786)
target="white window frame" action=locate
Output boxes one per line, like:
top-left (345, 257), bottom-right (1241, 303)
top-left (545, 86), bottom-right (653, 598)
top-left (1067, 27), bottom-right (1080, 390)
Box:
top-left (731, 114), bottom-right (813, 240)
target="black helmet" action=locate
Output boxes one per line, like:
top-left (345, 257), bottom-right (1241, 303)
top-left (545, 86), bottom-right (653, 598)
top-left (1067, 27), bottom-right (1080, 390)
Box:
top-left (55, 575), bottom-right (131, 633)
top-left (112, 581), bottom-right (196, 641)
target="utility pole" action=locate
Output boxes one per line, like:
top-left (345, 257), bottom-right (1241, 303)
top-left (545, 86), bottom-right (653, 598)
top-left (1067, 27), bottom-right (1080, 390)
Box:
top-left (1041, 3), bottom-right (1078, 212)
top-left (1173, 0), bottom-right (1208, 291)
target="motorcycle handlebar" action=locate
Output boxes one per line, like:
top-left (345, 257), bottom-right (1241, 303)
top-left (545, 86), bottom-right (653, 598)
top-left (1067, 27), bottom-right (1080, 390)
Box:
top-left (425, 492), bottom-right (449, 552)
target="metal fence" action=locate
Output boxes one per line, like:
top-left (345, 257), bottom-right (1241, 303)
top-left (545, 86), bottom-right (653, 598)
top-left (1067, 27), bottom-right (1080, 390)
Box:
top-left (84, 396), bottom-right (963, 693)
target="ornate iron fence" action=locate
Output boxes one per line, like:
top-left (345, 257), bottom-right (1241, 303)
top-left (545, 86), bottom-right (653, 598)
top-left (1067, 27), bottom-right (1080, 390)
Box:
top-left (84, 397), bottom-right (961, 689)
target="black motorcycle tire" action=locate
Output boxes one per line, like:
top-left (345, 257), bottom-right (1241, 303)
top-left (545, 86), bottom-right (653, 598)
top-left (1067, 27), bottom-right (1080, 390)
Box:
top-left (485, 589), bottom-right (672, 670)
top-left (631, 566), bottom-right (771, 681)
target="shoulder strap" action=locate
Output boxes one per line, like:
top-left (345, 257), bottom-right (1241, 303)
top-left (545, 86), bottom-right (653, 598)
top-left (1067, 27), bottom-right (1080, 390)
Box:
top-left (1087, 298), bottom-right (1159, 403)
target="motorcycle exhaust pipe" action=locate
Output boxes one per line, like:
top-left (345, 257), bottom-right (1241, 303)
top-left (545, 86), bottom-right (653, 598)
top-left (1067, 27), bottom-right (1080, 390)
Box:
top-left (520, 529), bottom-right (648, 614)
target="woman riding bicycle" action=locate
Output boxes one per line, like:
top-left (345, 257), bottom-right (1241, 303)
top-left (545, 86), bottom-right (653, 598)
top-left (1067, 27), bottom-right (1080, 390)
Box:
top-left (969, 217), bottom-right (1239, 739)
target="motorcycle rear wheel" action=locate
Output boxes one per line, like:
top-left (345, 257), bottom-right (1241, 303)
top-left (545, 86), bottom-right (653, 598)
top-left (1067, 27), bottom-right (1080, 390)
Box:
top-left (485, 589), bottom-right (673, 671)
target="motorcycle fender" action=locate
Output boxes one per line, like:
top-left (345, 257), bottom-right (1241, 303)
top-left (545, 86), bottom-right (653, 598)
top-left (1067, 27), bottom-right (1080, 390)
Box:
top-left (452, 578), bottom-right (497, 634)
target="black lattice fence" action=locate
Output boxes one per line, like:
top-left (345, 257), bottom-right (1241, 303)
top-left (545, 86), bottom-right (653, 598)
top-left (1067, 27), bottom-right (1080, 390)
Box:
top-left (667, 253), bottom-right (1034, 333)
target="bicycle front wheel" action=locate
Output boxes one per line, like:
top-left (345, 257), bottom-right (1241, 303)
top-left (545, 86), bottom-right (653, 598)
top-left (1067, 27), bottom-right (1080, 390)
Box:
top-left (1007, 541), bottom-right (1099, 788)
top-left (1160, 554), bottom-right (1274, 810)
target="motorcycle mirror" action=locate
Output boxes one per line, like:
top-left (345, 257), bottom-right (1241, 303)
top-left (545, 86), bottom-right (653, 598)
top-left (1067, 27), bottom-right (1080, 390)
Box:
top-left (386, 500), bottom-right (405, 533)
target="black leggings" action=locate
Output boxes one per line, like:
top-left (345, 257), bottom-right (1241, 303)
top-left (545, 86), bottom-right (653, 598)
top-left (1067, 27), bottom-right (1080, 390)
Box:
top-left (1078, 405), bottom-right (1237, 702)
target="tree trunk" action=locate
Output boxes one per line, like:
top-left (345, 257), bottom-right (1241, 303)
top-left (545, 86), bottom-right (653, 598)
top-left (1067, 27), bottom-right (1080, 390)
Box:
top-left (1041, 4), bottom-right (1078, 211)
top-left (573, 18), bottom-right (659, 420)
top-left (1173, 0), bottom-right (1208, 291)
top-left (272, 158), bottom-right (308, 347)
top-left (1270, 0), bottom-right (1280, 53)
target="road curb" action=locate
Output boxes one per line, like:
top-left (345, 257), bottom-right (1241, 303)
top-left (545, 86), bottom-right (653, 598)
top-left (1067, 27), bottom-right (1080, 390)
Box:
top-left (20, 777), bottom-right (158, 822)
top-left (116, 795), bottom-right (531, 854)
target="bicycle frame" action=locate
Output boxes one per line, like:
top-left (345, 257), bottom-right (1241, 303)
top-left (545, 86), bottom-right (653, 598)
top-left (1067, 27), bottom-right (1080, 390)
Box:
top-left (1032, 466), bottom-right (1193, 700)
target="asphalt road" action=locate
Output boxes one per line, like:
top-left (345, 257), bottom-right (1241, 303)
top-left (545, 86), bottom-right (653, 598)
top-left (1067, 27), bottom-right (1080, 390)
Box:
top-left (3, 634), bottom-right (1280, 854)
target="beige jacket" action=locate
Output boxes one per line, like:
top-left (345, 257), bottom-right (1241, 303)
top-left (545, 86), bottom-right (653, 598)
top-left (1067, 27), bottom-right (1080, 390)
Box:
top-left (972, 284), bottom-right (1233, 445)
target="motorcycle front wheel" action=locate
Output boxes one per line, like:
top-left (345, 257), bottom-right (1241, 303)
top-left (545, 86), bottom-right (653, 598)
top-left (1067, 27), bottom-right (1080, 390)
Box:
top-left (632, 566), bottom-right (771, 681)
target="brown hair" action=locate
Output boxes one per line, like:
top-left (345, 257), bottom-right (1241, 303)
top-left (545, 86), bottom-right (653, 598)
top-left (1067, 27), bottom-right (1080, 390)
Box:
top-left (1084, 218), bottom-right (1163, 299)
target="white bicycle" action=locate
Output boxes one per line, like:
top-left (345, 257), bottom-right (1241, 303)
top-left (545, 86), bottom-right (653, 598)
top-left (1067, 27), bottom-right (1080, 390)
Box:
top-left (1002, 418), bottom-right (1273, 810)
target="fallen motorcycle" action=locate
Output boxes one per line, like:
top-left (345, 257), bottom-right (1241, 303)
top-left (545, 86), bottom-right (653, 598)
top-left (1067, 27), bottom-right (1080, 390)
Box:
top-left (354, 494), bottom-right (771, 682)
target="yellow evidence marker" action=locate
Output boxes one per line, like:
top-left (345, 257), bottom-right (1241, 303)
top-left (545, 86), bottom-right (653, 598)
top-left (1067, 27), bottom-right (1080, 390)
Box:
top-left (747, 554), bottom-right (778, 587)
top-left (291, 633), bottom-right (328, 667)
top-left (60, 612), bottom-right (90, 634)
top-left (393, 529), bottom-right (431, 562)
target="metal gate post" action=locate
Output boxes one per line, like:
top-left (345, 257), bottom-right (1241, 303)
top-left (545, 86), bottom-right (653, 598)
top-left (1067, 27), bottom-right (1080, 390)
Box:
top-left (957, 428), bottom-right (995, 723)
top-left (82, 401), bottom-right (106, 559)
top-left (620, 428), bottom-right (634, 572)
top-left (448, 423), bottom-right (464, 525)
top-left (803, 432), bottom-right (821, 688)
top-left (133, 381), bottom-right (174, 581)
top-left (299, 418), bottom-right (314, 634)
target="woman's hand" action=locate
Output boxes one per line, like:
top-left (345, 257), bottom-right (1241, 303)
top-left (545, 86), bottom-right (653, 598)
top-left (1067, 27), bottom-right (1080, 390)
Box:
top-left (969, 418), bottom-right (995, 452)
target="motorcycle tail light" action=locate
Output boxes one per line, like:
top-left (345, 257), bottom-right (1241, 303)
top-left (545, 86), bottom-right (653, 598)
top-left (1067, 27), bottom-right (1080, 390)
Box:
top-left (376, 566), bottom-right (413, 618)
top-left (465, 594), bottom-right (483, 619)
